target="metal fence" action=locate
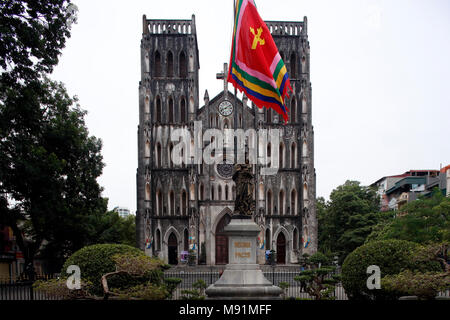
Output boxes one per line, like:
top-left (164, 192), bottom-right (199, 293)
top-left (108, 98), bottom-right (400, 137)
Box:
top-left (163, 270), bottom-right (349, 300)
top-left (0, 275), bottom-right (61, 301)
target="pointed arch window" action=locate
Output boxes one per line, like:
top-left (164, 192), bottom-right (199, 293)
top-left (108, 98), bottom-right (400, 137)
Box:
top-left (225, 185), bottom-right (229, 200)
top-left (156, 143), bottom-right (162, 167)
top-left (182, 190), bottom-right (187, 215)
top-left (267, 189), bottom-right (272, 215)
top-left (290, 52), bottom-right (297, 79)
top-left (199, 184), bottom-right (204, 201)
top-left (291, 97), bottom-right (296, 123)
top-left (291, 189), bottom-right (297, 215)
top-left (293, 228), bottom-right (299, 250)
top-left (156, 229), bottom-right (161, 250)
top-left (169, 191), bottom-right (175, 216)
top-left (279, 190), bottom-right (285, 215)
top-left (168, 97), bottom-right (174, 123)
top-left (167, 51), bottom-right (174, 78)
top-left (211, 185), bottom-right (215, 200)
top-left (154, 50), bottom-right (161, 77)
top-left (218, 185), bottom-right (222, 200)
top-left (180, 97), bottom-right (186, 123)
top-left (156, 96), bottom-right (161, 123)
top-left (291, 143), bottom-right (296, 168)
top-left (179, 51), bottom-right (187, 78)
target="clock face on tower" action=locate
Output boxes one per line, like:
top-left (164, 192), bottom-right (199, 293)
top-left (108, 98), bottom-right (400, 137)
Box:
top-left (218, 100), bottom-right (234, 117)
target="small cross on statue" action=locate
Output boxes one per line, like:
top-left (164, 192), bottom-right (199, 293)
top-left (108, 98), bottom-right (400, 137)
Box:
top-left (216, 62), bottom-right (229, 97)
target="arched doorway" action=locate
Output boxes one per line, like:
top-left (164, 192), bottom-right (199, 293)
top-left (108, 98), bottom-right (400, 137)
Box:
top-left (276, 233), bottom-right (286, 264)
top-left (168, 233), bottom-right (178, 265)
top-left (215, 214), bottom-right (231, 265)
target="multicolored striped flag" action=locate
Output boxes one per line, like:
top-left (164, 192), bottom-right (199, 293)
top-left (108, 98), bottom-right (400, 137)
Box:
top-left (228, 0), bottom-right (292, 123)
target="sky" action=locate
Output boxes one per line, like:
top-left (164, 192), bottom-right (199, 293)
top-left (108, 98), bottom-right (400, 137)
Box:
top-left (51, 0), bottom-right (450, 213)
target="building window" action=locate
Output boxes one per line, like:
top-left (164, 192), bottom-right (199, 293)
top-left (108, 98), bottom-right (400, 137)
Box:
top-left (279, 190), bottom-right (285, 215)
top-left (267, 190), bottom-right (272, 215)
top-left (180, 98), bottom-right (186, 123)
top-left (168, 97), bottom-right (174, 123)
top-left (291, 189), bottom-right (297, 215)
top-left (154, 50), bottom-right (161, 77)
top-left (279, 143), bottom-right (284, 168)
top-left (290, 52), bottom-right (296, 79)
top-left (169, 191), bottom-right (175, 216)
top-left (182, 190), bottom-right (187, 215)
top-left (157, 190), bottom-right (163, 216)
top-left (291, 143), bottom-right (296, 168)
top-left (225, 185), bottom-right (229, 200)
top-left (290, 97), bottom-right (296, 123)
top-left (156, 96), bottom-right (161, 123)
top-left (167, 51), bottom-right (174, 78)
top-left (156, 143), bottom-right (162, 167)
top-left (179, 51), bottom-right (187, 78)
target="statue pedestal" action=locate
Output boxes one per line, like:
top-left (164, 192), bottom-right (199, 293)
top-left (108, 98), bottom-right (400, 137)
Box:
top-left (205, 216), bottom-right (282, 299)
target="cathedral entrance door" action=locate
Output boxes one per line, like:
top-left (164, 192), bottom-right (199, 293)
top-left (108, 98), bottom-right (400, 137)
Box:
top-left (215, 214), bottom-right (231, 265)
top-left (276, 233), bottom-right (286, 264)
top-left (168, 233), bottom-right (178, 265)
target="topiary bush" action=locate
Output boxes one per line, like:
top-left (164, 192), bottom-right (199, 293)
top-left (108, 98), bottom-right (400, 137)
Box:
top-left (342, 240), bottom-right (441, 300)
top-left (61, 244), bottom-right (148, 295)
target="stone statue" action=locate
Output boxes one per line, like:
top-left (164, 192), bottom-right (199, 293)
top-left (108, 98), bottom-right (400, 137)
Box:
top-left (232, 161), bottom-right (255, 216)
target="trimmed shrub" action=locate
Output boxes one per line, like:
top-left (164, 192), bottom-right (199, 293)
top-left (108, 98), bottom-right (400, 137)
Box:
top-left (342, 240), bottom-right (440, 300)
top-left (61, 244), bottom-right (147, 295)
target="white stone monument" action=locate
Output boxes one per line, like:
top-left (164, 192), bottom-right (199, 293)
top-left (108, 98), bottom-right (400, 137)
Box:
top-left (205, 216), bottom-right (282, 299)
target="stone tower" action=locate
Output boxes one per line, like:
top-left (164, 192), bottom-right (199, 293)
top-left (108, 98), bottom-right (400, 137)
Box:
top-left (136, 15), bottom-right (200, 263)
top-left (136, 15), bottom-right (317, 265)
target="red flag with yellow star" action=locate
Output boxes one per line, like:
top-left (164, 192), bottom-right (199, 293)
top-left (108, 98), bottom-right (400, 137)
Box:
top-left (228, 0), bottom-right (292, 123)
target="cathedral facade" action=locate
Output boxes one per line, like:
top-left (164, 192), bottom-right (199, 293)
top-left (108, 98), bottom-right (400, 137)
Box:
top-left (136, 14), bottom-right (317, 265)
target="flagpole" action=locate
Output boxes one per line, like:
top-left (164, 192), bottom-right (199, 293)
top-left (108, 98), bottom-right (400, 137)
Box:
top-left (233, 0), bottom-right (238, 164)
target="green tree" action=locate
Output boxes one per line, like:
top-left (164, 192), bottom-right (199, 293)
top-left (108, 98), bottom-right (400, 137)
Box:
top-left (367, 190), bottom-right (450, 244)
top-left (294, 252), bottom-right (340, 300)
top-left (0, 78), bottom-right (105, 275)
top-left (318, 181), bottom-right (380, 263)
top-left (92, 210), bottom-right (136, 247)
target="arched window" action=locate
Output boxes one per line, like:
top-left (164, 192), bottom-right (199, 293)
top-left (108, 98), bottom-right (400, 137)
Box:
top-left (179, 51), bottom-right (187, 78)
top-left (180, 97), bottom-right (186, 123)
top-left (156, 143), bottom-right (162, 167)
top-left (291, 189), bottom-right (297, 215)
top-left (182, 190), bottom-right (187, 215)
top-left (301, 55), bottom-right (306, 73)
top-left (168, 97), bottom-right (174, 123)
top-left (225, 185), bottom-right (229, 200)
top-left (291, 97), bottom-right (296, 123)
top-left (267, 143), bottom-right (271, 167)
top-left (279, 143), bottom-right (284, 168)
top-left (290, 52), bottom-right (296, 79)
top-left (211, 185), bottom-right (215, 200)
top-left (154, 50), bottom-right (161, 77)
top-left (291, 143), bottom-right (296, 168)
top-left (156, 96), bottom-right (161, 123)
top-left (218, 185), bottom-right (222, 200)
top-left (157, 190), bottom-right (163, 216)
top-left (267, 190), bottom-right (272, 215)
top-left (279, 190), bottom-right (285, 215)
top-left (169, 191), bottom-right (175, 216)
top-left (167, 51), bottom-right (173, 78)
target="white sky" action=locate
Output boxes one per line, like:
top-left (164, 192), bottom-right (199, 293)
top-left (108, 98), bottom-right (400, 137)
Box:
top-left (51, 0), bottom-right (450, 213)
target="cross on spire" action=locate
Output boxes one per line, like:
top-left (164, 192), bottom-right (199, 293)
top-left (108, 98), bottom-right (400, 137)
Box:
top-left (216, 62), bottom-right (228, 98)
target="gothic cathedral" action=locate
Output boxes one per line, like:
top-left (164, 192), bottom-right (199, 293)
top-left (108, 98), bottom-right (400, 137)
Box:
top-left (136, 14), bottom-right (317, 265)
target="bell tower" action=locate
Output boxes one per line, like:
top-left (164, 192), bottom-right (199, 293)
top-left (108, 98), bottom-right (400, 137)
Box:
top-left (136, 15), bottom-right (200, 261)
